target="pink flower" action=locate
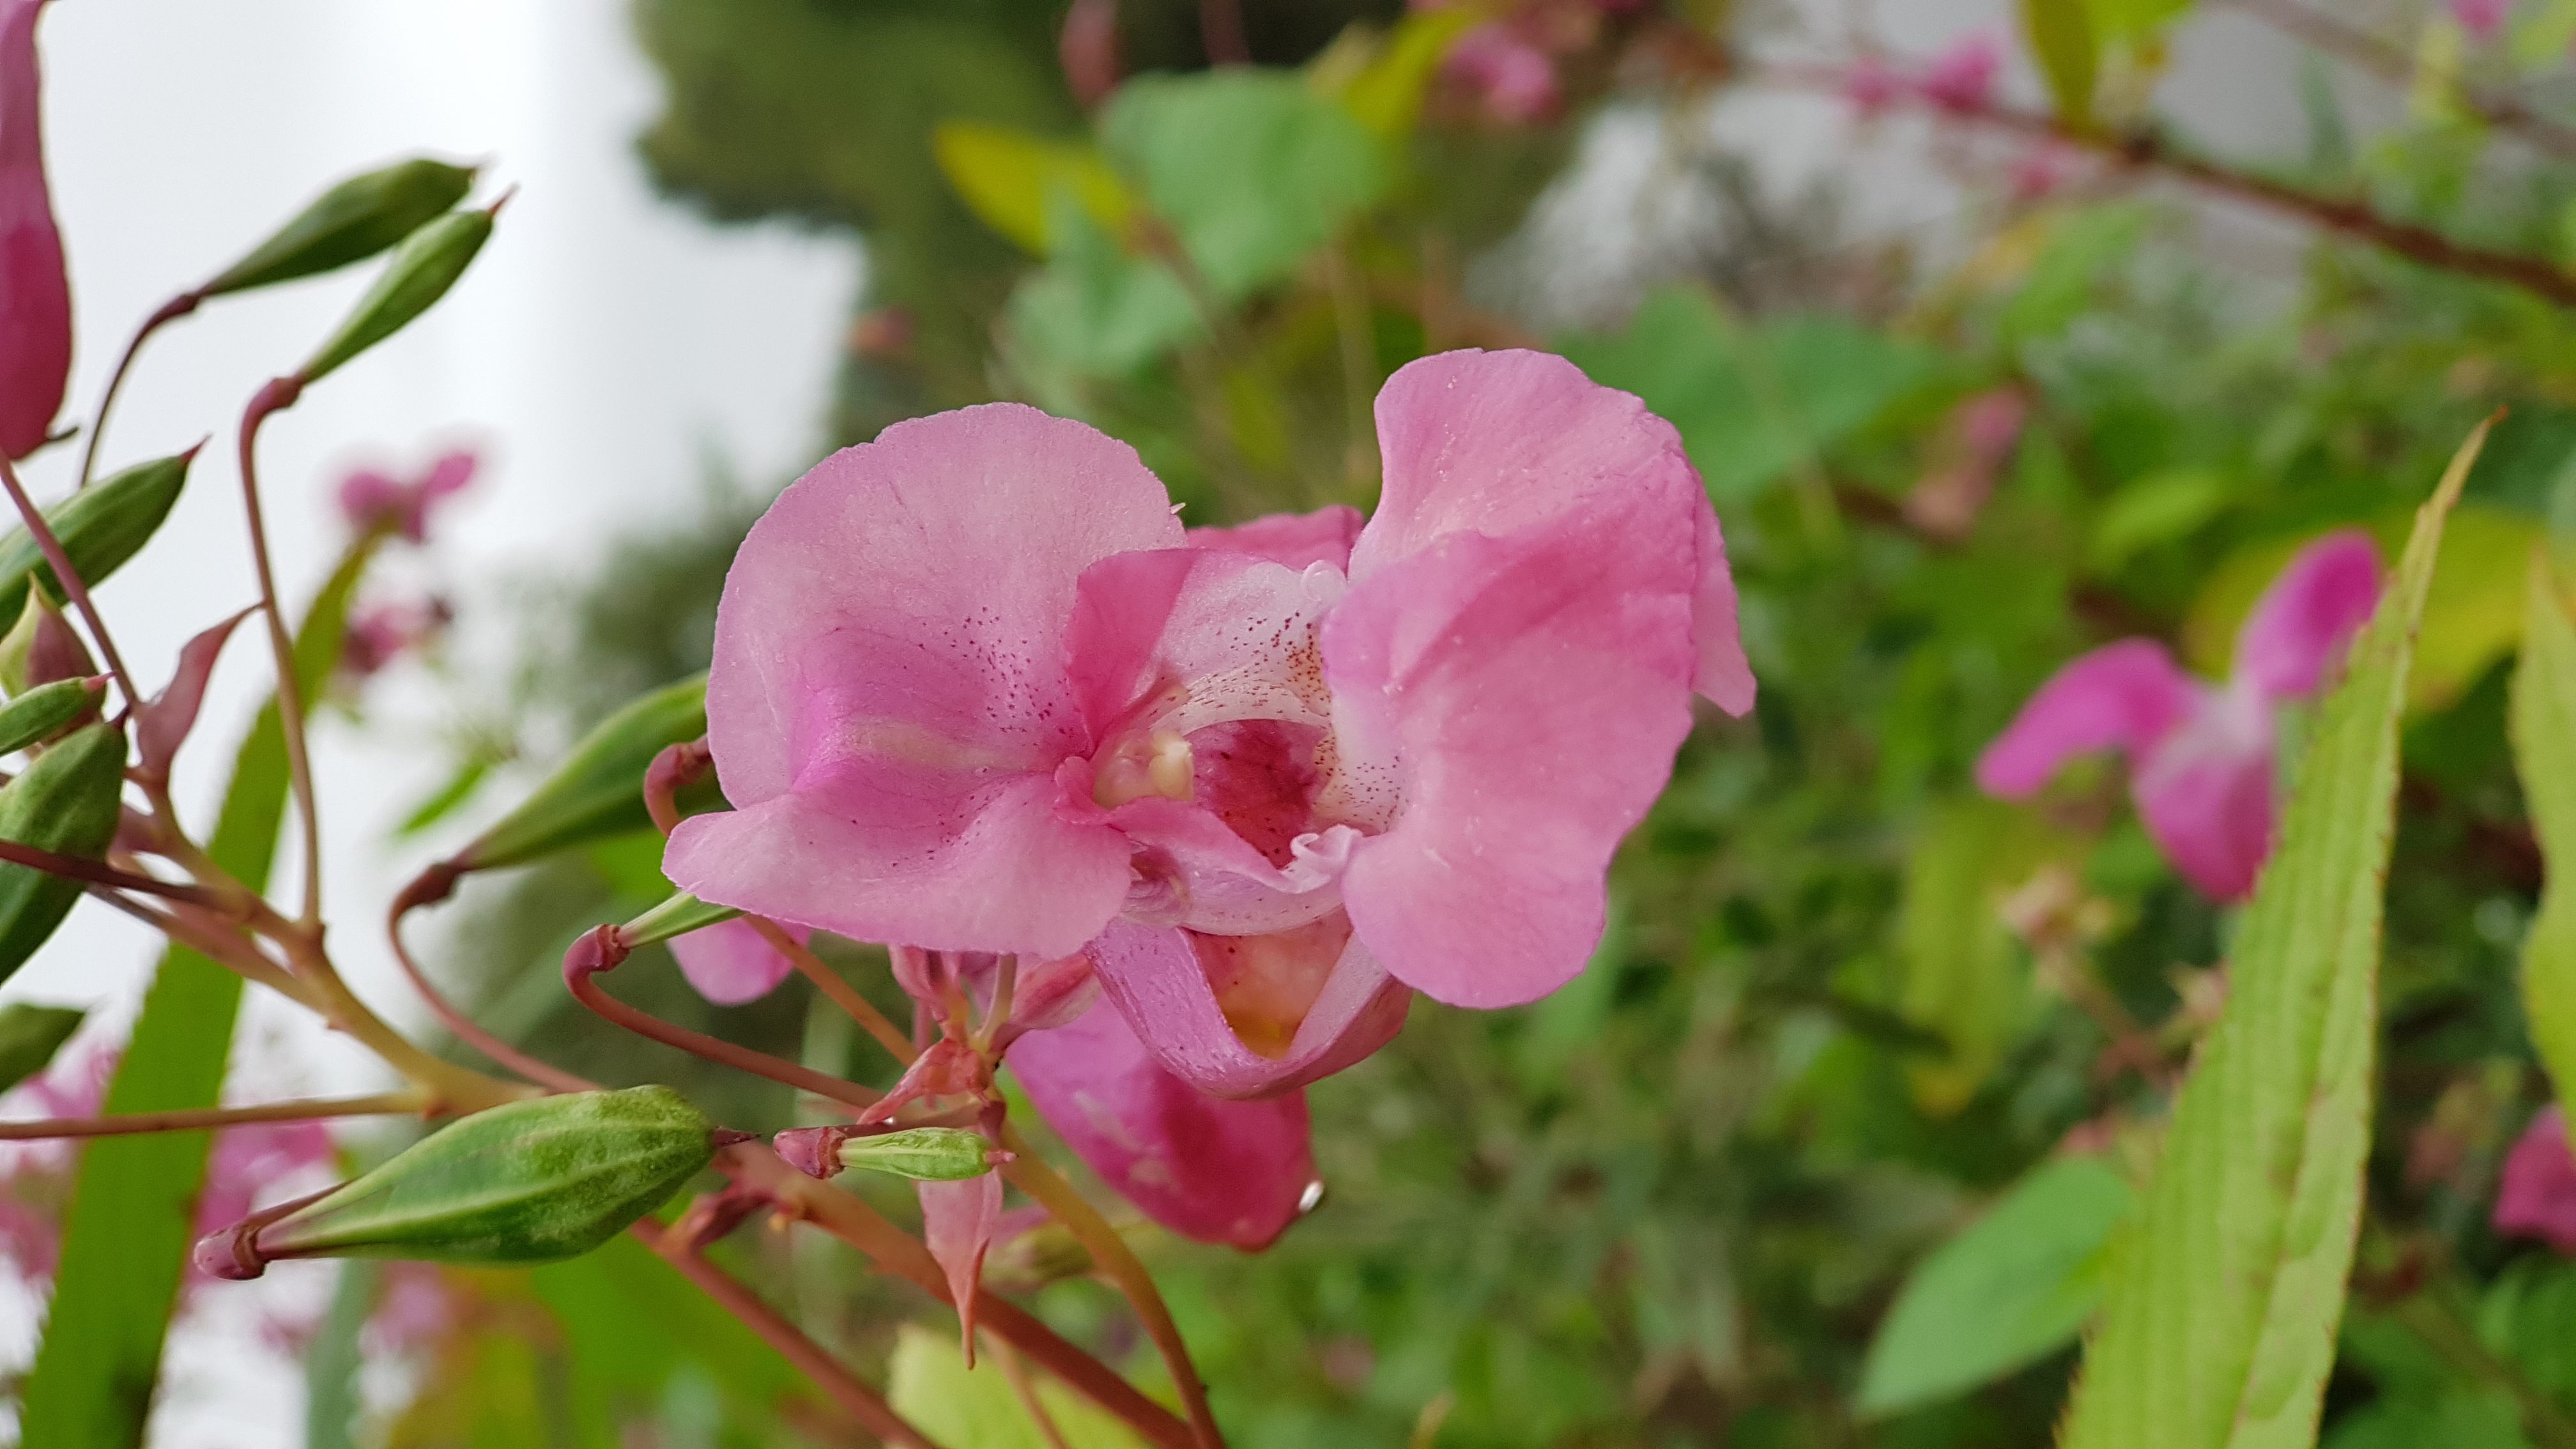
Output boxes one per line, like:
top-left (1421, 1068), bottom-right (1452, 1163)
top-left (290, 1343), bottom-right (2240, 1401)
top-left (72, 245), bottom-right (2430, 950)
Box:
top-left (1917, 32), bottom-right (2003, 114)
top-left (1443, 23), bottom-right (1562, 124)
top-left (337, 449), bottom-right (477, 544)
top-left (668, 917), bottom-right (808, 1006)
top-left (664, 349), bottom-right (1748, 1117)
top-left (339, 596), bottom-right (450, 679)
top-left (2454, 0), bottom-right (2511, 40)
top-left (1977, 532), bottom-right (2382, 901)
top-left (1903, 387), bottom-right (2028, 540)
top-left (2498, 1108), bottom-right (2576, 1253)
top-left (1059, 0), bottom-right (1120, 108)
top-left (0, 0), bottom-right (66, 461)
top-left (1842, 54), bottom-right (1907, 118)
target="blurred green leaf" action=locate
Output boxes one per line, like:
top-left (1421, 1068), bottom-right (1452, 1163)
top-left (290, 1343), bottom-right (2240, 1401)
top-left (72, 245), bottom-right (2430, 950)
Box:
top-left (304, 1262), bottom-right (378, 1449)
top-left (2083, 0), bottom-right (2196, 43)
top-left (397, 755), bottom-right (491, 837)
top-left (0, 450), bottom-right (194, 629)
top-left (0, 1000), bottom-right (82, 1094)
top-left (887, 1322), bottom-right (1149, 1448)
top-left (1008, 193), bottom-right (1202, 378)
top-left (1323, 9), bottom-right (1480, 139)
top-left (2513, 549), bottom-right (2576, 1108)
top-left (1896, 797), bottom-right (2067, 1117)
top-left (2323, 1390), bottom-right (2527, 1449)
top-left (1857, 1154), bottom-right (2134, 1417)
top-left (2059, 427), bottom-right (2478, 1449)
top-left (2022, 0), bottom-right (2099, 123)
top-left (17, 538), bottom-right (372, 1448)
top-left (459, 673), bottom-right (705, 871)
top-left (933, 121), bottom-right (1132, 257)
top-left (1560, 288), bottom-right (1933, 505)
top-left (2089, 466), bottom-right (2230, 571)
top-left (1102, 69), bottom-right (1386, 298)
top-left (531, 1232), bottom-right (813, 1443)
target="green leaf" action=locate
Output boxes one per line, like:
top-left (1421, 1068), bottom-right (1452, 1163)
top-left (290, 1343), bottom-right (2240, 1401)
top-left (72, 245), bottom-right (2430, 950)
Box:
top-left (932, 121), bottom-right (1132, 257)
top-left (1858, 1155), bottom-right (2135, 1417)
top-left (2058, 425), bottom-right (2483, 1449)
top-left (1101, 69), bottom-right (1385, 298)
top-left (2513, 549), bottom-right (2576, 1110)
top-left (299, 206), bottom-right (495, 384)
top-left (887, 1321), bottom-right (1149, 1448)
top-left (0, 723), bottom-right (132, 983)
top-left (2083, 0), bottom-right (2195, 44)
top-left (2322, 1390), bottom-right (2527, 1449)
top-left (1896, 796), bottom-right (2067, 1117)
top-left (0, 1000), bottom-right (83, 1093)
top-left (303, 1262), bottom-right (378, 1449)
top-left (203, 157), bottom-right (478, 297)
top-left (1559, 288), bottom-right (1934, 505)
top-left (2089, 466), bottom-right (2230, 571)
top-left (458, 674), bottom-right (707, 871)
top-left (531, 1232), bottom-right (814, 1445)
top-left (2022, 0), bottom-right (2099, 123)
top-left (17, 538), bottom-right (374, 1449)
top-left (396, 755), bottom-right (490, 837)
top-left (1007, 193), bottom-right (1204, 379)
top-left (0, 450), bottom-right (195, 627)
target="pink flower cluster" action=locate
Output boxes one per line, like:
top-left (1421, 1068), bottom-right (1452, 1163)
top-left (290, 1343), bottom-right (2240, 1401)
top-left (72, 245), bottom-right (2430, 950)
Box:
top-left (337, 448), bottom-right (476, 544)
top-left (1979, 532), bottom-right (2382, 901)
top-left (665, 348), bottom-right (1749, 1252)
top-left (1844, 33), bottom-right (2004, 119)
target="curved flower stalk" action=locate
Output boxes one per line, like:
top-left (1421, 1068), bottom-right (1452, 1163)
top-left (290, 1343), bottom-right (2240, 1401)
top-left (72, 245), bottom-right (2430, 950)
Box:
top-left (1977, 531), bottom-right (2382, 901)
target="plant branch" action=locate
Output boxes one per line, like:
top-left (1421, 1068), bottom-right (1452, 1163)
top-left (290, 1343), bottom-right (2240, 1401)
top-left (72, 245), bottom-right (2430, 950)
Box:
top-left (0, 454), bottom-right (146, 713)
top-left (634, 1218), bottom-right (943, 1449)
top-left (0, 839), bottom-right (223, 908)
top-left (753, 917), bottom-right (916, 1064)
top-left (387, 897), bottom-right (595, 1093)
top-left (0, 1089), bottom-right (422, 1140)
top-left (234, 377), bottom-right (326, 926)
top-left (567, 953), bottom-right (882, 1114)
top-left (2220, 0), bottom-right (2576, 162)
top-left (77, 291), bottom-right (203, 492)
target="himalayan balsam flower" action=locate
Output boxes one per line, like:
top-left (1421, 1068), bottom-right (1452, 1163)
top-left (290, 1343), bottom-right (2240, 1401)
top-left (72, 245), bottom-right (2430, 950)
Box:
top-left (2497, 1108), bottom-right (2576, 1254)
top-left (0, 0), bottom-right (68, 460)
top-left (668, 917), bottom-right (809, 1006)
top-left (667, 349), bottom-right (1749, 1241)
top-left (338, 448), bottom-right (477, 543)
top-left (1977, 532), bottom-right (2382, 901)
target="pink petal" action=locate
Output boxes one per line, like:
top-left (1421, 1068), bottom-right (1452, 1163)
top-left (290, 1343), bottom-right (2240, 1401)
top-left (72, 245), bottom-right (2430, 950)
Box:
top-left (1190, 504), bottom-right (1363, 571)
top-left (1975, 639), bottom-right (2203, 798)
top-left (1007, 996), bottom-right (1314, 1248)
top-left (2232, 530), bottom-right (2382, 703)
top-left (1086, 917), bottom-right (1409, 1098)
top-left (0, 0), bottom-right (66, 461)
top-left (137, 606), bottom-right (256, 778)
top-left (1110, 797), bottom-right (1355, 936)
top-left (920, 1172), bottom-right (1004, 1360)
top-left (2131, 688), bottom-right (2276, 902)
top-left (1324, 507), bottom-right (1698, 1008)
top-left (668, 404), bottom-right (1183, 957)
top-left (1444, 24), bottom-right (1561, 123)
top-left (1354, 349), bottom-right (1751, 714)
top-left (1918, 32), bottom-right (2002, 112)
top-left (2497, 1108), bottom-right (2576, 1254)
top-left (1066, 546), bottom-right (1338, 747)
top-left (667, 917), bottom-right (806, 1006)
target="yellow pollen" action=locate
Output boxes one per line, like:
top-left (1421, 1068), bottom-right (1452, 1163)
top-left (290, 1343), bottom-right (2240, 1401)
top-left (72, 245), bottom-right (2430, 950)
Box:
top-left (1092, 729), bottom-right (1196, 808)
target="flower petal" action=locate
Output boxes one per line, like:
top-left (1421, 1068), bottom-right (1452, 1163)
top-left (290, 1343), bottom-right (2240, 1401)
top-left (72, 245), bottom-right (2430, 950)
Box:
top-left (1353, 348), bottom-right (1752, 712)
top-left (0, 0), bottom-right (67, 461)
top-left (1067, 546), bottom-right (1339, 746)
top-left (1190, 504), bottom-right (1363, 571)
top-left (2496, 1108), bottom-right (2576, 1255)
top-left (1110, 797), bottom-right (1354, 935)
top-left (1007, 996), bottom-right (1314, 1248)
top-left (1086, 917), bottom-right (1409, 1098)
top-left (2131, 689), bottom-right (2276, 902)
top-left (1975, 639), bottom-right (2202, 798)
top-left (673, 404), bottom-right (1181, 955)
top-left (1324, 507), bottom-right (1697, 1008)
top-left (920, 1172), bottom-right (1004, 1358)
top-left (2233, 530), bottom-right (2382, 702)
top-left (667, 918), bottom-right (806, 1006)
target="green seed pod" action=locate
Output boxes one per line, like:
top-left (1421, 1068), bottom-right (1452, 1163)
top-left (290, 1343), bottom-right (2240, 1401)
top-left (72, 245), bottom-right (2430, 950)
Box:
top-left (0, 588), bottom-right (90, 698)
top-left (838, 1128), bottom-right (1003, 1182)
top-left (201, 158), bottom-right (478, 297)
top-left (203, 1087), bottom-right (721, 1278)
top-left (618, 889), bottom-right (739, 950)
top-left (0, 1000), bottom-right (82, 1094)
top-left (0, 450), bottom-right (194, 627)
top-left (458, 675), bottom-right (709, 871)
top-left (0, 677), bottom-right (102, 754)
top-left (0, 723), bottom-right (128, 984)
top-left (298, 204), bottom-right (496, 385)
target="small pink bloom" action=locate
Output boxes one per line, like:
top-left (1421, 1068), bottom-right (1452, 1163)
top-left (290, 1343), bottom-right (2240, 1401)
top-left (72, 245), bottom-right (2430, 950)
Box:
top-left (339, 596), bottom-right (450, 678)
top-left (668, 917), bottom-right (809, 1006)
top-left (2498, 1108), bottom-right (2576, 1254)
top-left (1917, 32), bottom-right (2002, 114)
top-left (1443, 23), bottom-right (1562, 124)
top-left (2454, 0), bottom-right (2511, 39)
top-left (337, 449), bottom-right (477, 544)
top-left (1059, 0), bottom-right (1120, 108)
top-left (1977, 532), bottom-right (2381, 901)
top-left (0, 0), bottom-right (68, 461)
top-left (1842, 54), bottom-right (1907, 118)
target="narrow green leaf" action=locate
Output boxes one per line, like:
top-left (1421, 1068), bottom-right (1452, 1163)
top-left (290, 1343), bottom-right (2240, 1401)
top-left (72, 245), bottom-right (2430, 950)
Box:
top-left (2513, 549), bottom-right (2576, 1108)
top-left (0, 1000), bottom-right (83, 1093)
top-left (2058, 425), bottom-right (2484, 1449)
top-left (396, 755), bottom-right (490, 837)
top-left (0, 450), bottom-right (194, 626)
top-left (203, 157), bottom-right (477, 297)
top-left (17, 539), bottom-right (375, 1449)
top-left (457, 674), bottom-right (705, 871)
top-left (302, 1261), bottom-right (378, 1449)
top-left (1859, 1155), bottom-right (2135, 1417)
top-left (298, 206), bottom-right (495, 384)
top-left (931, 122), bottom-right (1131, 257)
top-left (2021, 0), bottom-right (2099, 123)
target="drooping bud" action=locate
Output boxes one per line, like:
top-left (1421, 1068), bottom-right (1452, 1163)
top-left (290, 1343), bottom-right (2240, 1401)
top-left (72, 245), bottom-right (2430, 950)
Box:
top-left (773, 1125), bottom-right (1008, 1183)
top-left (0, 0), bottom-right (70, 460)
top-left (0, 722), bottom-right (127, 983)
top-left (200, 157), bottom-right (477, 297)
top-left (296, 199), bottom-right (500, 385)
top-left (194, 1086), bottom-right (719, 1279)
top-left (0, 673), bottom-right (100, 753)
top-left (0, 998), bottom-right (80, 1092)
top-left (0, 585), bottom-right (86, 694)
top-left (452, 675), bottom-right (709, 873)
top-left (0, 448), bottom-right (197, 627)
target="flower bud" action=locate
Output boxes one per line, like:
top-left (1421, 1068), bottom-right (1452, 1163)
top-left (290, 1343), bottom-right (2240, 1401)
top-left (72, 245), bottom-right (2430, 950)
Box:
top-left (201, 157), bottom-right (477, 297)
top-left (454, 674), bottom-right (709, 871)
top-left (195, 1087), bottom-right (722, 1279)
top-left (0, 722), bottom-right (127, 983)
top-left (0, 448), bottom-right (195, 627)
top-left (774, 1125), bottom-right (1008, 1183)
top-left (0, 674), bottom-right (100, 753)
top-left (0, 0), bottom-right (71, 461)
top-left (296, 199), bottom-right (499, 385)
top-left (0, 588), bottom-right (84, 696)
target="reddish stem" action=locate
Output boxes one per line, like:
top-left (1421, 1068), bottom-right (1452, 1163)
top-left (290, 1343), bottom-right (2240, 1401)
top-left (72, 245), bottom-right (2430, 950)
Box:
top-left (565, 928), bottom-right (882, 1114)
top-left (234, 376), bottom-right (326, 925)
top-left (0, 454), bottom-right (146, 714)
top-left (0, 1089), bottom-right (420, 1140)
top-left (77, 291), bottom-right (203, 492)
top-left (389, 895), bottom-right (594, 1093)
top-left (0, 838), bottom-right (224, 907)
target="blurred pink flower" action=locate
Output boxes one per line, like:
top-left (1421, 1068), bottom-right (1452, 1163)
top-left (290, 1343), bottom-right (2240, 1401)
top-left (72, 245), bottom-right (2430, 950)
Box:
top-left (340, 596), bottom-right (450, 679)
top-left (1843, 54), bottom-right (1907, 118)
top-left (362, 1262), bottom-right (456, 1357)
top-left (2010, 142), bottom-right (2085, 202)
top-left (1977, 532), bottom-right (2382, 901)
top-left (668, 917), bottom-right (809, 1005)
top-left (1444, 23), bottom-right (1562, 123)
top-left (2497, 1108), bottom-right (2576, 1254)
top-left (0, 0), bottom-right (68, 460)
top-left (1059, 0), bottom-right (1120, 108)
top-left (1904, 388), bottom-right (2028, 539)
top-left (2454, 0), bottom-right (2511, 40)
top-left (337, 449), bottom-right (477, 544)
top-left (1918, 33), bottom-right (2003, 113)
